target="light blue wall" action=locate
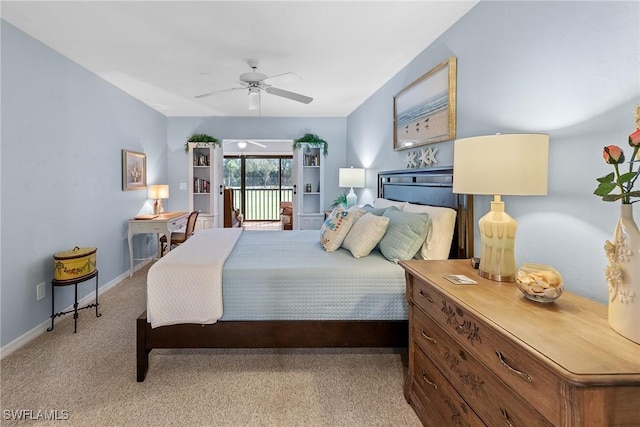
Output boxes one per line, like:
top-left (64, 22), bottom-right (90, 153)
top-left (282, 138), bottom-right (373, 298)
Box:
top-left (166, 117), bottom-right (347, 213)
top-left (0, 21), bottom-right (168, 346)
top-left (348, 1), bottom-right (640, 302)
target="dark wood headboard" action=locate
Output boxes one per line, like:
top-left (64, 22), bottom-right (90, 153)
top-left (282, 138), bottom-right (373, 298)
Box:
top-left (378, 166), bottom-right (473, 259)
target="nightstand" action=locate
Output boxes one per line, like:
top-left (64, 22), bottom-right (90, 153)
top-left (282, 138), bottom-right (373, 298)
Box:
top-left (399, 259), bottom-right (640, 426)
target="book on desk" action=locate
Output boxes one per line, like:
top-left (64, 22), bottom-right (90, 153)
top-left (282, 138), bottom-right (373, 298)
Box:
top-left (134, 214), bottom-right (159, 220)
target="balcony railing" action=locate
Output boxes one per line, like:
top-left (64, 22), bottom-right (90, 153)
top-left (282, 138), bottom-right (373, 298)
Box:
top-left (231, 187), bottom-right (293, 221)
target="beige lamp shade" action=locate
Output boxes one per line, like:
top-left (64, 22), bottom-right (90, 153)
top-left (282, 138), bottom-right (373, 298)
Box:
top-left (452, 134), bottom-right (549, 282)
top-left (453, 134), bottom-right (549, 196)
top-left (148, 184), bottom-right (170, 200)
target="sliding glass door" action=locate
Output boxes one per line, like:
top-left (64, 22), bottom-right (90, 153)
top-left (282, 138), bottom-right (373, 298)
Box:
top-left (223, 156), bottom-right (293, 221)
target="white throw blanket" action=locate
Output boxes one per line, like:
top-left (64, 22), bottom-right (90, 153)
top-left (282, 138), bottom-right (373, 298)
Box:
top-left (146, 227), bottom-right (243, 328)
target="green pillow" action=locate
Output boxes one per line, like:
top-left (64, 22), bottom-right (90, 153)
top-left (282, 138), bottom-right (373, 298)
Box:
top-left (379, 209), bottom-right (430, 263)
top-left (362, 204), bottom-right (397, 216)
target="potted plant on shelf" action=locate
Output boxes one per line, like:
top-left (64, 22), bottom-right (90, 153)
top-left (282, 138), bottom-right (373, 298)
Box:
top-left (184, 133), bottom-right (220, 152)
top-left (293, 133), bottom-right (328, 157)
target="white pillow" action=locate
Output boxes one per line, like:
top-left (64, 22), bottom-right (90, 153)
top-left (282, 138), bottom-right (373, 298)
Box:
top-left (342, 213), bottom-right (390, 258)
top-left (320, 206), bottom-right (365, 252)
top-left (372, 197), bottom-right (405, 211)
top-left (403, 203), bottom-right (457, 260)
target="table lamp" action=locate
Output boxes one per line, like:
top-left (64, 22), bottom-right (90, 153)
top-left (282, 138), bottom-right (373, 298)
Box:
top-left (339, 167), bottom-right (365, 208)
top-left (453, 134), bottom-right (549, 282)
top-left (148, 184), bottom-right (170, 215)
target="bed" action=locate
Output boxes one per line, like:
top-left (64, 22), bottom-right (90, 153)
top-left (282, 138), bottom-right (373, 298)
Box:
top-left (137, 167), bottom-right (473, 381)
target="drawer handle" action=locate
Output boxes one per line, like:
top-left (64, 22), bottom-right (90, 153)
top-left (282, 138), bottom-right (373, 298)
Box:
top-left (420, 370), bottom-right (438, 390)
top-left (418, 289), bottom-right (434, 303)
top-left (420, 328), bottom-right (437, 344)
top-left (500, 408), bottom-right (515, 427)
top-left (496, 350), bottom-right (532, 383)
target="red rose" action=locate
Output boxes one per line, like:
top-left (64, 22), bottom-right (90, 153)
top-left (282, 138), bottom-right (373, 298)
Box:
top-left (603, 145), bottom-right (625, 164)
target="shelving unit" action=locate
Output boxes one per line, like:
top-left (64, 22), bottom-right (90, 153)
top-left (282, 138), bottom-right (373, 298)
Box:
top-left (187, 142), bottom-right (222, 230)
top-left (293, 144), bottom-right (324, 230)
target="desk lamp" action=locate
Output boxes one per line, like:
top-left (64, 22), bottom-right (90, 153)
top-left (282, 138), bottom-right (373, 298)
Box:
top-left (453, 134), bottom-right (549, 282)
top-left (339, 167), bottom-right (365, 208)
top-left (148, 184), bottom-right (170, 215)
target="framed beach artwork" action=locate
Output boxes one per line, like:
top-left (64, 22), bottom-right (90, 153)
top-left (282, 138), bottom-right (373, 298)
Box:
top-left (122, 149), bottom-right (147, 191)
top-left (393, 57), bottom-right (457, 151)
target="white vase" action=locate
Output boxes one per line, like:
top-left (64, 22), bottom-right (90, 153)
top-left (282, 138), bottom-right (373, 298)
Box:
top-left (605, 203), bottom-right (640, 344)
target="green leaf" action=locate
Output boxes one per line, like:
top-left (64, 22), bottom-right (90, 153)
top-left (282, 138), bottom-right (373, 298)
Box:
top-left (596, 172), bottom-right (615, 183)
top-left (602, 194), bottom-right (625, 202)
top-left (594, 182), bottom-right (617, 196)
top-left (618, 171), bottom-right (637, 184)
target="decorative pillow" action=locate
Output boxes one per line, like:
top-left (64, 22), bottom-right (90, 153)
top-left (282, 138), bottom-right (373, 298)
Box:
top-left (372, 198), bottom-right (406, 211)
top-left (320, 206), bottom-right (364, 252)
top-left (378, 209), bottom-right (430, 263)
top-left (342, 213), bottom-right (390, 258)
top-left (403, 203), bottom-right (457, 260)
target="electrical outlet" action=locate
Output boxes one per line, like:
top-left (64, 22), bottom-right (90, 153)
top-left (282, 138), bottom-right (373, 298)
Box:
top-left (180, 182), bottom-right (187, 190)
top-left (36, 282), bottom-right (46, 301)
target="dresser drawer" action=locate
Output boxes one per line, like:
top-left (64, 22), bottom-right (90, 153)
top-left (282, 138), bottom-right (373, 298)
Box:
top-left (412, 276), bottom-right (562, 424)
top-left (413, 346), bottom-right (485, 427)
top-left (414, 306), bottom-right (553, 426)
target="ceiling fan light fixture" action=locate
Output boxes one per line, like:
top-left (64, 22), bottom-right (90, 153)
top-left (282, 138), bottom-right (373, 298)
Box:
top-left (248, 88), bottom-right (260, 110)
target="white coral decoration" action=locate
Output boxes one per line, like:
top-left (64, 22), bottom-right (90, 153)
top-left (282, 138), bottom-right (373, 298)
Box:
top-left (420, 147), bottom-right (438, 167)
top-left (405, 151), bottom-right (417, 168)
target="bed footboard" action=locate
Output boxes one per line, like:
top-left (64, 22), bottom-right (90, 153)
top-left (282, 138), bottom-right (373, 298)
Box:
top-left (136, 311), bottom-right (407, 382)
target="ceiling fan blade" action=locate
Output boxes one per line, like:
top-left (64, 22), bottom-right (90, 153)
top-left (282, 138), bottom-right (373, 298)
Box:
top-left (194, 86), bottom-right (244, 99)
top-left (262, 71), bottom-right (302, 82)
top-left (263, 86), bottom-right (313, 104)
top-left (247, 140), bottom-right (267, 148)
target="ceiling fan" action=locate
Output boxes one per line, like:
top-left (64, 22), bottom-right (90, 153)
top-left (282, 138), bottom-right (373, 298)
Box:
top-left (194, 60), bottom-right (313, 110)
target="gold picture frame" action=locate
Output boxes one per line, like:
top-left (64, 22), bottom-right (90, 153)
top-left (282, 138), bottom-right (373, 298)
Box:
top-left (393, 57), bottom-right (457, 151)
top-left (122, 149), bottom-right (147, 191)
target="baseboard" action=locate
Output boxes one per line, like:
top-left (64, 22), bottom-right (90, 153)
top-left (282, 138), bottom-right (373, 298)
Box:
top-left (0, 260), bottom-right (151, 360)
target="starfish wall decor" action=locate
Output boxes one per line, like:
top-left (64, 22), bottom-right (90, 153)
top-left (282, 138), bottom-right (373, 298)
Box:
top-left (405, 147), bottom-right (438, 168)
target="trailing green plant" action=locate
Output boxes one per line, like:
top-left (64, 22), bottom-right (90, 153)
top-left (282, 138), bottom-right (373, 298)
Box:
top-left (293, 133), bottom-right (328, 157)
top-left (184, 133), bottom-right (220, 152)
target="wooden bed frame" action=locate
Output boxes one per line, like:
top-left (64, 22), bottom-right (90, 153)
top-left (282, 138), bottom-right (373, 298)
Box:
top-left (136, 166), bottom-right (473, 381)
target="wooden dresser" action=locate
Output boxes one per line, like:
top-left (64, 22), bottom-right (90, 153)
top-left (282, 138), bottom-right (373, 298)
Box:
top-left (399, 259), bottom-right (640, 426)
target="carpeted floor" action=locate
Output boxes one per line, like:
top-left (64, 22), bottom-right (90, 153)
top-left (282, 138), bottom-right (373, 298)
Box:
top-left (0, 263), bottom-right (420, 426)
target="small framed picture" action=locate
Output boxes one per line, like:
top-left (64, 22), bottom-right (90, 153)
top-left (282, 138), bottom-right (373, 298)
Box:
top-left (122, 149), bottom-right (147, 191)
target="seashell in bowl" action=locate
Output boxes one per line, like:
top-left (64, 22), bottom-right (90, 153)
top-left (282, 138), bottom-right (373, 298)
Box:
top-left (515, 263), bottom-right (564, 303)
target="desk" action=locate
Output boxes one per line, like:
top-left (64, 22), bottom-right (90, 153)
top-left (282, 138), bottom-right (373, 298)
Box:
top-left (128, 211), bottom-right (188, 278)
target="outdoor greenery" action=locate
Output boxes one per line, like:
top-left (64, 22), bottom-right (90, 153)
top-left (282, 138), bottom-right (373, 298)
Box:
top-left (293, 133), bottom-right (328, 156)
top-left (224, 157), bottom-right (293, 188)
top-left (184, 133), bottom-right (220, 152)
top-left (224, 157), bottom-right (294, 221)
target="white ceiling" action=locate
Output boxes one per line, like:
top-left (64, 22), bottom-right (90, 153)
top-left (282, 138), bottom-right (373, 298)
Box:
top-left (1, 1), bottom-right (477, 117)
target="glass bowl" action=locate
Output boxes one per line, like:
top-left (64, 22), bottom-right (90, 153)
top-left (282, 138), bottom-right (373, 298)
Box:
top-left (515, 263), bottom-right (564, 303)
